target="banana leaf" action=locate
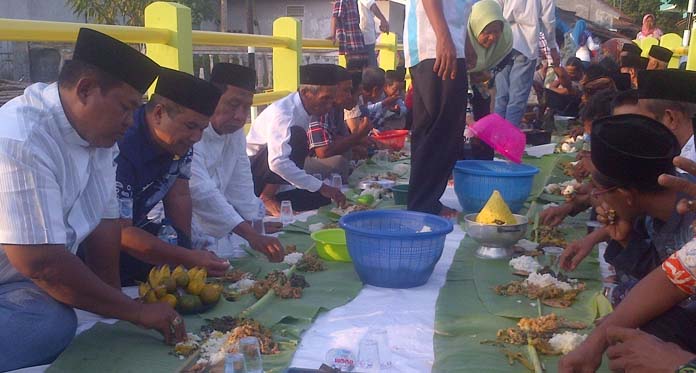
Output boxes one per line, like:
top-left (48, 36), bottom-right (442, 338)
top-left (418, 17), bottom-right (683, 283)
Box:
top-left (347, 159), bottom-right (410, 188)
top-left (523, 153), bottom-right (575, 203)
top-left (48, 231), bottom-right (363, 373)
top-left (282, 221), bottom-right (311, 234)
top-left (434, 239), bottom-right (612, 373)
top-left (315, 198), bottom-right (403, 222)
top-left (539, 192), bottom-right (566, 204)
top-left (472, 253), bottom-right (604, 325)
top-left (282, 213), bottom-right (338, 235)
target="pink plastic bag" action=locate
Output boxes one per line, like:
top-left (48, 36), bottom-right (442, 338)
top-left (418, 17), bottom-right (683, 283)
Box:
top-left (467, 113), bottom-right (526, 163)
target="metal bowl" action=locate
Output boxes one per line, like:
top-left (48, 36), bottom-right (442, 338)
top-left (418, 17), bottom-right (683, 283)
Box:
top-left (463, 213), bottom-right (529, 259)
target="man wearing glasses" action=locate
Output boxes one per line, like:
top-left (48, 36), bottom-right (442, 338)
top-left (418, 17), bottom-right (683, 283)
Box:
top-left (560, 114), bottom-right (696, 373)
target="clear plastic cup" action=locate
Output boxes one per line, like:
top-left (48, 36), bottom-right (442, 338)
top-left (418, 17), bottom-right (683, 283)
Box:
top-left (224, 352), bottom-right (247, 373)
top-left (251, 218), bottom-right (265, 235)
top-left (357, 338), bottom-right (380, 372)
top-left (280, 200), bottom-right (294, 226)
top-left (238, 336), bottom-right (262, 373)
top-left (367, 328), bottom-right (392, 370)
top-left (543, 246), bottom-right (564, 273)
top-left (331, 173), bottom-right (342, 189)
top-left (375, 149), bottom-right (389, 166)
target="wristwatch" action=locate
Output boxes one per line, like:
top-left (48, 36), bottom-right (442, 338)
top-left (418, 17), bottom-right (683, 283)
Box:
top-left (676, 358), bottom-right (696, 373)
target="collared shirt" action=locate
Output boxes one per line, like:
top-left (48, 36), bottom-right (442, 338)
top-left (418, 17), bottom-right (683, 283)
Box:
top-left (333, 0), bottom-right (367, 58)
top-left (679, 135), bottom-right (696, 174)
top-left (358, 0), bottom-right (377, 45)
top-left (0, 83), bottom-right (119, 284)
top-left (190, 126), bottom-right (261, 239)
top-left (308, 108), bottom-right (351, 153)
top-left (494, 0), bottom-right (557, 60)
top-left (115, 106), bottom-right (192, 227)
top-left (246, 92), bottom-right (323, 192)
top-left (404, 0), bottom-right (474, 67)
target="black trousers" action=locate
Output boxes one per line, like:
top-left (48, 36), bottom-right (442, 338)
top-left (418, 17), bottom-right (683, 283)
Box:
top-left (250, 126), bottom-right (330, 211)
top-left (462, 84), bottom-right (494, 161)
top-left (407, 59), bottom-right (468, 214)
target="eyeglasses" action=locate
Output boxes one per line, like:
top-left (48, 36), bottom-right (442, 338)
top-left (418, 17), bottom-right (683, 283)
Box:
top-left (591, 185), bottom-right (618, 198)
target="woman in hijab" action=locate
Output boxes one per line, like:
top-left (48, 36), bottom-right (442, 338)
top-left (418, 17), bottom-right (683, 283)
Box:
top-left (465, 0), bottom-right (512, 75)
top-left (637, 14), bottom-right (664, 40)
top-left (463, 0), bottom-right (513, 160)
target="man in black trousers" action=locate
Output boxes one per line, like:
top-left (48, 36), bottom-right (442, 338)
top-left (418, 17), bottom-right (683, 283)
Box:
top-left (404, 0), bottom-right (473, 217)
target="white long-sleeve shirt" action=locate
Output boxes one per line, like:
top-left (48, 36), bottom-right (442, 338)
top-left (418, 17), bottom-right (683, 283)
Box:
top-left (496, 0), bottom-right (557, 60)
top-left (0, 83), bottom-right (119, 284)
top-left (190, 126), bottom-right (261, 238)
top-left (246, 92), bottom-right (323, 192)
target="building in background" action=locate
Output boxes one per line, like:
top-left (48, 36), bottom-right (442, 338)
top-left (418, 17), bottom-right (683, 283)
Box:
top-left (0, 0), bottom-right (405, 89)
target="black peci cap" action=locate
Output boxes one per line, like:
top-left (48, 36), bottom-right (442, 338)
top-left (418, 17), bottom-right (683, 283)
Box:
top-left (300, 64), bottom-right (339, 86)
top-left (591, 114), bottom-right (679, 190)
top-left (210, 63), bottom-right (257, 92)
top-left (155, 67), bottom-right (221, 117)
top-left (638, 69), bottom-right (696, 103)
top-left (72, 28), bottom-right (159, 93)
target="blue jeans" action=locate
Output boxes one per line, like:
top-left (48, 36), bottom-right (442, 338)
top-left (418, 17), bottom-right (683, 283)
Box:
top-left (0, 281), bottom-right (77, 371)
top-left (365, 44), bottom-right (378, 67)
top-left (494, 50), bottom-right (537, 127)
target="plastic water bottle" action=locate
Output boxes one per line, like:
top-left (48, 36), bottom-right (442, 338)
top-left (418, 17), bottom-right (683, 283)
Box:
top-left (158, 219), bottom-right (178, 246)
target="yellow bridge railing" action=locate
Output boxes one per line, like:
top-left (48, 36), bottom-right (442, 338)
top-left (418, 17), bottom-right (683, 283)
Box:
top-left (634, 32), bottom-right (696, 70)
top-left (0, 1), bottom-right (403, 106)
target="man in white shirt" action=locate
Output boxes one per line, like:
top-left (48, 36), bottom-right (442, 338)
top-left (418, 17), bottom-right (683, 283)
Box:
top-left (191, 63), bottom-right (284, 262)
top-left (494, 0), bottom-right (560, 127)
top-left (306, 67), bottom-right (373, 180)
top-left (0, 28), bottom-right (185, 371)
top-left (247, 64), bottom-right (346, 216)
top-left (357, 0), bottom-right (390, 67)
top-left (403, 0), bottom-right (474, 216)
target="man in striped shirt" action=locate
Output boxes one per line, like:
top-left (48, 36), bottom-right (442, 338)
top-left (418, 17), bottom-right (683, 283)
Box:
top-left (0, 29), bottom-right (185, 370)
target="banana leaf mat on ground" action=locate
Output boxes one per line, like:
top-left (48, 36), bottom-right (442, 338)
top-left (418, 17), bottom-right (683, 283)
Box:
top-left (47, 232), bottom-right (363, 373)
top-left (433, 238), bottom-right (612, 372)
top-left (523, 153), bottom-right (576, 203)
top-left (347, 158), bottom-right (410, 188)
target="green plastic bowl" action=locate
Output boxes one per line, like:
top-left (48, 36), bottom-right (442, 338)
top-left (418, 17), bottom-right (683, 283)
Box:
top-left (310, 228), bottom-right (351, 262)
top-left (392, 184), bottom-right (409, 205)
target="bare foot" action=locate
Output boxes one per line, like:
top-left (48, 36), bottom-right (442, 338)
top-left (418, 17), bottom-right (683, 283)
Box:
top-left (439, 205), bottom-right (459, 219)
top-left (262, 198), bottom-right (281, 217)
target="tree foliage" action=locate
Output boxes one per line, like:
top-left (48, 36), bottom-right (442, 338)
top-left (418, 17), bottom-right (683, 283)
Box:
top-left (619, 0), bottom-right (689, 34)
top-left (66, 0), bottom-right (217, 27)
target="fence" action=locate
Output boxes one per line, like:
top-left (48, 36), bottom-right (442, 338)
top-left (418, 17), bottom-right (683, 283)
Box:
top-left (633, 32), bottom-right (696, 70)
top-left (0, 1), bottom-right (402, 107)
